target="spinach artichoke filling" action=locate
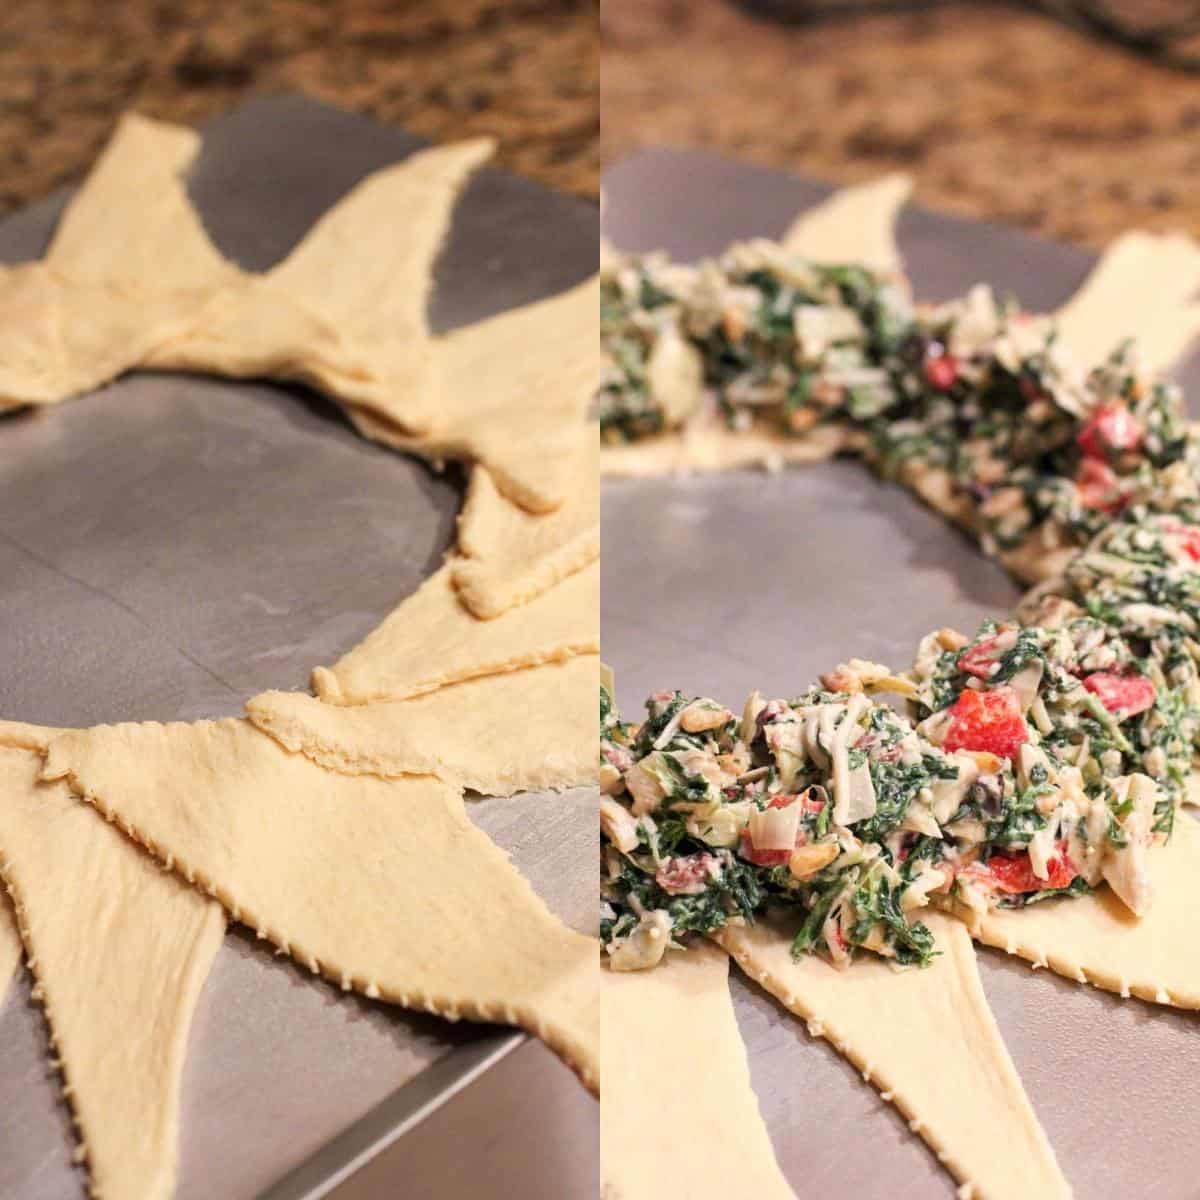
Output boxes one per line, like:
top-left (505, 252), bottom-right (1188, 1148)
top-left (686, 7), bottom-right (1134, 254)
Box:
top-left (600, 248), bottom-right (1200, 566)
top-left (601, 605), bottom-right (1196, 971)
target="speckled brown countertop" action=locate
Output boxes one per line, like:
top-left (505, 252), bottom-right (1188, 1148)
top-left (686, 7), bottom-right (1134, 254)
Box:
top-left (0, 0), bottom-right (597, 216)
top-left (7, 0), bottom-right (1200, 246)
top-left (602, 0), bottom-right (1200, 248)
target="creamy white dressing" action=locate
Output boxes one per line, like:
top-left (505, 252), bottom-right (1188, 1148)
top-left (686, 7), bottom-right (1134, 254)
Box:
top-left (607, 909), bottom-right (673, 972)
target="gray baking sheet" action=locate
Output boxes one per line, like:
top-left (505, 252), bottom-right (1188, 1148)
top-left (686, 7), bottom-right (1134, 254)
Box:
top-left (0, 96), bottom-right (597, 1199)
top-left (601, 148), bottom-right (1200, 1199)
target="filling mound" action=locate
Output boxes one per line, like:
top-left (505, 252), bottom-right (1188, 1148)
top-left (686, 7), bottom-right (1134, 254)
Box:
top-left (600, 246), bottom-right (1200, 566)
top-left (601, 506), bottom-right (1200, 970)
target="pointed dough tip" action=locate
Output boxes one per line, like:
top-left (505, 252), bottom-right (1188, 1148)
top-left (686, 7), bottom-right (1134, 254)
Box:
top-left (310, 666), bottom-right (344, 704)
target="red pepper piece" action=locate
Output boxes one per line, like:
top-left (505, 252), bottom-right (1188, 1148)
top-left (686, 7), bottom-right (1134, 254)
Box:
top-left (942, 685), bottom-right (1028, 759)
top-left (958, 635), bottom-right (1003, 680)
top-left (923, 353), bottom-right (959, 392)
top-left (1161, 520), bottom-right (1200, 563)
top-left (1076, 457), bottom-right (1127, 513)
top-left (987, 844), bottom-right (1077, 894)
top-left (1082, 671), bottom-right (1156, 720)
top-left (1077, 403), bottom-right (1142, 459)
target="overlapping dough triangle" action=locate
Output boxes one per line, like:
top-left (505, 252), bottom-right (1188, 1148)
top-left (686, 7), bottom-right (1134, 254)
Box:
top-left (0, 115), bottom-right (498, 443)
top-left (715, 913), bottom-right (1070, 1200)
top-left (248, 655), bottom-right (597, 795)
top-left (1055, 231), bottom-right (1200, 373)
top-left (453, 445), bottom-right (599, 619)
top-left (361, 274), bottom-right (600, 513)
top-left (0, 115), bottom-right (239, 414)
top-left (0, 267), bottom-right (181, 411)
top-left (312, 559), bottom-right (599, 705)
top-left (783, 179), bottom-right (1200, 376)
top-left (146, 138), bottom-right (495, 436)
top-left (42, 718), bottom-right (599, 1093)
top-left (46, 112), bottom-right (235, 289)
top-left (602, 944), bottom-right (793, 1200)
top-left (781, 173), bottom-right (912, 276)
top-left (0, 744), bottom-right (225, 1200)
top-left (965, 812), bottom-right (1200, 1008)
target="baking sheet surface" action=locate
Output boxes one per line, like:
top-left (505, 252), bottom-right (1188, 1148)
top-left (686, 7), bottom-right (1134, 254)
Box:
top-left (601, 148), bottom-right (1200, 1199)
top-left (0, 95), bottom-right (596, 1200)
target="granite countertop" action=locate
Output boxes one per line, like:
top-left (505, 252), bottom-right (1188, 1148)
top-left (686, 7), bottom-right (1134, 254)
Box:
top-left (0, 0), bottom-right (597, 216)
top-left (602, 0), bottom-right (1200, 248)
top-left (6, 0), bottom-right (1200, 247)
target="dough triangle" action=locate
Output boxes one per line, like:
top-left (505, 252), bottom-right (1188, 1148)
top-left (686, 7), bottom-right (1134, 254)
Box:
top-left (141, 274), bottom-right (369, 397)
top-left (602, 944), bottom-right (793, 1200)
top-left (966, 813), bottom-right (1200, 1008)
top-left (1055, 231), bottom-right (1200, 373)
top-left (0, 114), bottom-right (238, 413)
top-left (145, 139), bottom-right (494, 435)
top-left (0, 745), bottom-right (224, 1200)
top-left (248, 655), bottom-right (597, 795)
top-left (271, 138), bottom-right (492, 340)
top-left (266, 137), bottom-right (494, 434)
top-left (361, 275), bottom-right (600, 513)
top-left (781, 174), bottom-right (912, 277)
top-left (452, 444), bottom-right (599, 620)
top-left (312, 559), bottom-right (599, 705)
top-left (47, 112), bottom-right (234, 290)
top-left (42, 718), bottom-right (599, 1093)
top-left (0, 260), bottom-right (233, 414)
top-left (715, 912), bottom-right (1070, 1200)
